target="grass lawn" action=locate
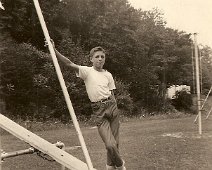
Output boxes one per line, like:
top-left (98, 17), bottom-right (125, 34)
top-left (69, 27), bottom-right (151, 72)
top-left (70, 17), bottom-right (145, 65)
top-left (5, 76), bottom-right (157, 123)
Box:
top-left (1, 114), bottom-right (212, 170)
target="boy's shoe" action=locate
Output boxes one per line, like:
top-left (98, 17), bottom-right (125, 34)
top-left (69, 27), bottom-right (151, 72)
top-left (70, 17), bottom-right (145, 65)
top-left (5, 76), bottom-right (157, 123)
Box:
top-left (116, 160), bottom-right (126, 170)
top-left (106, 164), bottom-right (116, 170)
top-left (116, 165), bottom-right (126, 170)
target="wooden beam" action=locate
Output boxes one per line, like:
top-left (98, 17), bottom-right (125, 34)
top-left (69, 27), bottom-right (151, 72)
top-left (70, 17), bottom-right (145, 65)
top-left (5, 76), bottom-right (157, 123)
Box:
top-left (0, 114), bottom-right (96, 170)
top-left (32, 0), bottom-right (94, 169)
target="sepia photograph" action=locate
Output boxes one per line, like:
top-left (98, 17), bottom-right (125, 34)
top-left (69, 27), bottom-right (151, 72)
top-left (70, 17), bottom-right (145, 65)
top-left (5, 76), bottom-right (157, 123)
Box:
top-left (0, 0), bottom-right (212, 169)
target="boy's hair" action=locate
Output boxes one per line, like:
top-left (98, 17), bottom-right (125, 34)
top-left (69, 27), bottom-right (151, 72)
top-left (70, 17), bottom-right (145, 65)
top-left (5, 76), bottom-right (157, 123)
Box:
top-left (89, 46), bottom-right (105, 57)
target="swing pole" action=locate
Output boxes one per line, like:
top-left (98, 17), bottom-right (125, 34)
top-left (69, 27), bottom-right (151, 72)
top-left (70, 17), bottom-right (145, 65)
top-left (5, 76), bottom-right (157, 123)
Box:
top-left (33, 0), bottom-right (94, 169)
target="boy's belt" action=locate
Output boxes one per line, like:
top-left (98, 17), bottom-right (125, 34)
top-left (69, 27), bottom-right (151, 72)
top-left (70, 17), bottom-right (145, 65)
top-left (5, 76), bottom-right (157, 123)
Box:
top-left (93, 96), bottom-right (112, 103)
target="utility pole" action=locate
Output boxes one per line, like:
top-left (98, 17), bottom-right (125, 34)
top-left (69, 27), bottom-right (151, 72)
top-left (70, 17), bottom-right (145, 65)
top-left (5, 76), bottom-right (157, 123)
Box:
top-left (191, 44), bottom-right (196, 94)
top-left (194, 33), bottom-right (202, 135)
top-left (199, 49), bottom-right (203, 93)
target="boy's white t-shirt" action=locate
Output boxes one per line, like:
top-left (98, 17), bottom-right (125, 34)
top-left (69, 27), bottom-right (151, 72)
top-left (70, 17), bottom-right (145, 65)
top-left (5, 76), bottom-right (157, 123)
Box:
top-left (76, 66), bottom-right (116, 102)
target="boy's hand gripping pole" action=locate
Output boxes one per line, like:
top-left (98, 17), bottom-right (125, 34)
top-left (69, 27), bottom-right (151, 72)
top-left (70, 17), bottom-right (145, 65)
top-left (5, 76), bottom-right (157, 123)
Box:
top-left (33, 0), bottom-right (94, 169)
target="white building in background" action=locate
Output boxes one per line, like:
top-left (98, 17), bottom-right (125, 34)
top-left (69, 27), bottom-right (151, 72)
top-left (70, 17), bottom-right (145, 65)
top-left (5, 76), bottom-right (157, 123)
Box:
top-left (166, 85), bottom-right (191, 99)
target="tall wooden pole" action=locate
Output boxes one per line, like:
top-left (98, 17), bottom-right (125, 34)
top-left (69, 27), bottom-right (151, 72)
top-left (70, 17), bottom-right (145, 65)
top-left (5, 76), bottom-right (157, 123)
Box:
top-left (33, 0), bottom-right (94, 169)
top-left (191, 44), bottom-right (196, 94)
top-left (199, 49), bottom-right (203, 93)
top-left (194, 33), bottom-right (202, 135)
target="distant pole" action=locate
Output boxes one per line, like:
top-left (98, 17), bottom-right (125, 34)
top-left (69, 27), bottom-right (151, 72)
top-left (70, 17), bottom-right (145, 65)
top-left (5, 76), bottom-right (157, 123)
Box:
top-left (199, 48), bottom-right (203, 93)
top-left (194, 33), bottom-right (202, 135)
top-left (191, 44), bottom-right (196, 94)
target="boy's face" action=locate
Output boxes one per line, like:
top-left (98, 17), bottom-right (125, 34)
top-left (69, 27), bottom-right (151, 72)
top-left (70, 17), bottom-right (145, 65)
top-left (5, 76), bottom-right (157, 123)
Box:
top-left (90, 51), bottom-right (105, 70)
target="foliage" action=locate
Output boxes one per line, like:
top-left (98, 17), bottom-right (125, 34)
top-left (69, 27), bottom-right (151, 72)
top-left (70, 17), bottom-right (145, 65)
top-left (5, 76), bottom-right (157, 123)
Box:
top-left (199, 45), bottom-right (212, 92)
top-left (114, 79), bottom-right (134, 115)
top-left (0, 0), bottom-right (208, 121)
top-left (171, 90), bottom-right (193, 111)
top-left (0, 42), bottom-right (49, 119)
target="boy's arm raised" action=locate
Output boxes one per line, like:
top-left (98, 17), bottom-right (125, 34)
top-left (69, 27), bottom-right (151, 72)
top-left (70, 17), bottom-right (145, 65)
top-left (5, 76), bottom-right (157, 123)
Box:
top-left (54, 49), bottom-right (79, 72)
top-left (50, 40), bottom-right (79, 73)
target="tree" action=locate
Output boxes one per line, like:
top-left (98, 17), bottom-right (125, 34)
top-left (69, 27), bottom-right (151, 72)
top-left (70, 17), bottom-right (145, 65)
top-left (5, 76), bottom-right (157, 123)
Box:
top-left (0, 0), bottom-right (199, 119)
top-left (199, 45), bottom-right (212, 93)
top-left (0, 43), bottom-right (49, 119)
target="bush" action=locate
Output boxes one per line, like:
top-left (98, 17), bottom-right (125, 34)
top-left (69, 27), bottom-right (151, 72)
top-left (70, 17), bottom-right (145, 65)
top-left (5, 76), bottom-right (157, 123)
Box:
top-left (0, 40), bottom-right (93, 121)
top-left (115, 79), bottom-right (134, 115)
top-left (171, 90), bottom-right (192, 111)
top-left (1, 43), bottom-right (49, 118)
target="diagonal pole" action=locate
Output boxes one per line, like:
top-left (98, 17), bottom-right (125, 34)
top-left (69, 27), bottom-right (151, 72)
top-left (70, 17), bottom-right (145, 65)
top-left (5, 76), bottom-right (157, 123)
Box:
top-left (206, 106), bottom-right (212, 120)
top-left (33, 0), bottom-right (94, 169)
top-left (194, 85), bottom-right (212, 122)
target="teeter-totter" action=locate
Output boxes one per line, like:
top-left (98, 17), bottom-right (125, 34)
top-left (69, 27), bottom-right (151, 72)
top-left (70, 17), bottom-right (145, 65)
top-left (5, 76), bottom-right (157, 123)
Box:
top-left (0, 114), bottom-right (96, 170)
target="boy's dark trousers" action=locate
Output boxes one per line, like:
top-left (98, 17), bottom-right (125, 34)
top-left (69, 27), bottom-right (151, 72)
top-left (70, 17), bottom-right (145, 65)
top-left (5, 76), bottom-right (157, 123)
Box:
top-left (91, 96), bottom-right (123, 167)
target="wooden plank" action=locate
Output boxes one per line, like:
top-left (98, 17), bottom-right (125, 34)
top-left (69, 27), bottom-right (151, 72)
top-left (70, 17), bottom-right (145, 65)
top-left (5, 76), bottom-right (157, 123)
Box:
top-left (0, 114), bottom-right (95, 170)
top-left (32, 0), bottom-right (94, 169)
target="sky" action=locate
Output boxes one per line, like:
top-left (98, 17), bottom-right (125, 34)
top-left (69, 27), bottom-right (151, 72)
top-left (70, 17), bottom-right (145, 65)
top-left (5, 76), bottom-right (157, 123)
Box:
top-left (128, 0), bottom-right (212, 48)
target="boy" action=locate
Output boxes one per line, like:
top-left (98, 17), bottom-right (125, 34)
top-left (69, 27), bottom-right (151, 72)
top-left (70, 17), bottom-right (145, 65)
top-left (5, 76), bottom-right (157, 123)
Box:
top-left (53, 44), bottom-right (126, 170)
